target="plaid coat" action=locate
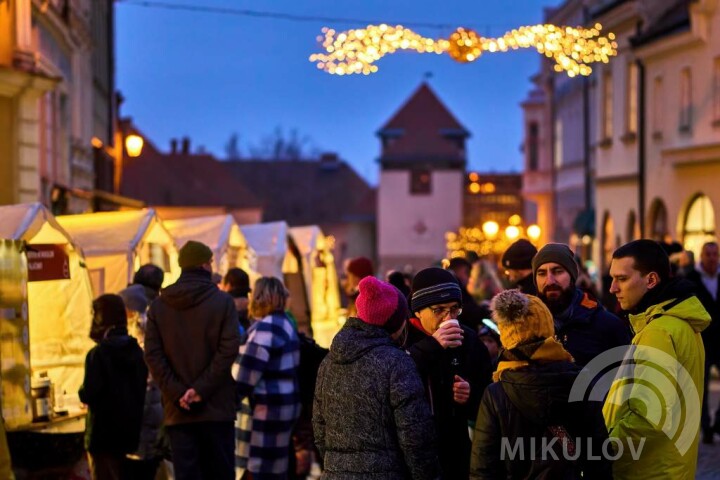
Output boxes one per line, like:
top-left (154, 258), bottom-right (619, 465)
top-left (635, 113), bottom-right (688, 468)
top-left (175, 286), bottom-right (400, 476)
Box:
top-left (232, 311), bottom-right (301, 479)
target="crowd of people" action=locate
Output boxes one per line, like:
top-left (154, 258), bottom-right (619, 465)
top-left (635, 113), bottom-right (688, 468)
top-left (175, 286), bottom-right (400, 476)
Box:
top-left (75, 236), bottom-right (720, 480)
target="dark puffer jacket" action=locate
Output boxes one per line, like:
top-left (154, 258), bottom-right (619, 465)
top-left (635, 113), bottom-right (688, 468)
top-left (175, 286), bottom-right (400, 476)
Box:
top-left (470, 361), bottom-right (612, 479)
top-left (313, 318), bottom-right (441, 480)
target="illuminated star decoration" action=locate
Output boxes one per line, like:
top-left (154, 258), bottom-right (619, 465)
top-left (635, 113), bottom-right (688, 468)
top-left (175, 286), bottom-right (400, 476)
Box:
top-left (309, 23), bottom-right (618, 77)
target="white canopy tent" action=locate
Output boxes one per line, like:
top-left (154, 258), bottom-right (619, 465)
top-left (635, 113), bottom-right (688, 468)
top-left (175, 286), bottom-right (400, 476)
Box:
top-left (289, 226), bottom-right (342, 347)
top-left (239, 221), bottom-right (289, 279)
top-left (0, 203), bottom-right (95, 400)
top-left (57, 209), bottom-right (179, 295)
top-left (164, 214), bottom-right (258, 278)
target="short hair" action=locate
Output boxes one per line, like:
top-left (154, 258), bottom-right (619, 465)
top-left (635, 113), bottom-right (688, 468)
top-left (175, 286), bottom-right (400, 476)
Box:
top-left (223, 268), bottom-right (251, 298)
top-left (133, 264), bottom-right (164, 291)
top-left (702, 241), bottom-right (719, 252)
top-left (249, 277), bottom-right (289, 319)
top-left (612, 239), bottom-right (670, 282)
top-left (447, 257), bottom-right (472, 272)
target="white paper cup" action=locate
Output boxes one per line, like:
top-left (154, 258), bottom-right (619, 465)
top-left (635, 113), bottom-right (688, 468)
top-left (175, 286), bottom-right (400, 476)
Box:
top-left (443, 319), bottom-right (460, 328)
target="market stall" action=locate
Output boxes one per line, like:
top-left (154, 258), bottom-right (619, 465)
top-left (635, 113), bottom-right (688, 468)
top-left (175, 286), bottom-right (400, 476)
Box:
top-left (288, 226), bottom-right (342, 347)
top-left (164, 214), bottom-right (258, 278)
top-left (239, 222), bottom-right (313, 333)
top-left (57, 209), bottom-right (179, 295)
top-left (0, 203), bottom-right (95, 412)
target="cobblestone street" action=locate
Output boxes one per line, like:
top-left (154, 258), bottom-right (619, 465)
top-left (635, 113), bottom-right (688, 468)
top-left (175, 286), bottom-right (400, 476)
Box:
top-left (698, 378), bottom-right (720, 479)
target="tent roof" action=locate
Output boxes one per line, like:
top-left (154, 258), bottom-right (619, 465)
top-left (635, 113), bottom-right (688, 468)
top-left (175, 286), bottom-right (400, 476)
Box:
top-left (239, 221), bottom-right (288, 257)
top-left (57, 209), bottom-right (173, 255)
top-left (165, 215), bottom-right (241, 254)
top-left (288, 225), bottom-right (323, 257)
top-left (0, 202), bottom-right (77, 245)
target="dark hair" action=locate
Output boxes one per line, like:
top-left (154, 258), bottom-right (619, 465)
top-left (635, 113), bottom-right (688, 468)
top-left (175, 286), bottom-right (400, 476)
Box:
top-left (448, 257), bottom-right (472, 272)
top-left (223, 267), bottom-right (251, 298)
top-left (92, 294), bottom-right (128, 328)
top-left (133, 264), bottom-right (164, 291)
top-left (612, 239), bottom-right (670, 282)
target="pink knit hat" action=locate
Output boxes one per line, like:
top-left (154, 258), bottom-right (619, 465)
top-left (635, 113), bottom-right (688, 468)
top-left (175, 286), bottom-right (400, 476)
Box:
top-left (356, 276), bottom-right (409, 333)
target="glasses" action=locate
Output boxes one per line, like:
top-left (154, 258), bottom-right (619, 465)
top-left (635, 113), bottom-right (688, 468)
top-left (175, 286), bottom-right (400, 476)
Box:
top-left (429, 305), bottom-right (462, 318)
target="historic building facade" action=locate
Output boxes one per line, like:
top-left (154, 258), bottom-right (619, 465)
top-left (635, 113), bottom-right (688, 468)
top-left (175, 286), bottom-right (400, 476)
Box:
top-left (0, 0), bottom-right (114, 213)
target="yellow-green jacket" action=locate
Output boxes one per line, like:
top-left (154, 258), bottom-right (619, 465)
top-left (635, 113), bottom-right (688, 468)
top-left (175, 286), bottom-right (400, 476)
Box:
top-left (603, 291), bottom-right (710, 480)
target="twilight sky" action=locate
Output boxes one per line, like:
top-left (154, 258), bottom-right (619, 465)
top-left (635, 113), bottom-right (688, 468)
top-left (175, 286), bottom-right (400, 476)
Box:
top-left (116, 0), bottom-right (563, 184)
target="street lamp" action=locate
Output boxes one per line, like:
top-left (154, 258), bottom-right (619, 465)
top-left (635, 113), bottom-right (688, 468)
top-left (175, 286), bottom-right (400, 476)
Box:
top-left (482, 221), bottom-right (499, 238)
top-left (125, 134), bottom-right (144, 158)
top-left (505, 225), bottom-right (520, 241)
top-left (527, 224), bottom-right (542, 243)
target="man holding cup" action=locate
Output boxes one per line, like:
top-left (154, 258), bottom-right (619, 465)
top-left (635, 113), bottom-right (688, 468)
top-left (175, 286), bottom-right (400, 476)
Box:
top-left (404, 267), bottom-right (493, 479)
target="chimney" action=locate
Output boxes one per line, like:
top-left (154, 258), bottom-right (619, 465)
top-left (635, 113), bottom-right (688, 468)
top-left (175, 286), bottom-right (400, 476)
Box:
top-left (170, 138), bottom-right (178, 154)
top-left (181, 136), bottom-right (190, 154)
top-left (320, 152), bottom-right (338, 163)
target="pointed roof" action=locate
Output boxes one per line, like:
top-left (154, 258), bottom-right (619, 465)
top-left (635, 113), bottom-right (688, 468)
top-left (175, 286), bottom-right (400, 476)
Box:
top-left (378, 83), bottom-right (470, 162)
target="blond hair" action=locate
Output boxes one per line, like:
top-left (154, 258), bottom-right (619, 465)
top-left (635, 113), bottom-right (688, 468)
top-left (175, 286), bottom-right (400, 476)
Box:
top-left (249, 276), bottom-right (289, 319)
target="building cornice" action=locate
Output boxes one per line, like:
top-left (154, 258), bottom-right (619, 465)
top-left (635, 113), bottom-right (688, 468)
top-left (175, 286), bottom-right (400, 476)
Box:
top-left (595, 173), bottom-right (639, 185)
top-left (663, 142), bottom-right (720, 168)
top-left (0, 66), bottom-right (59, 97)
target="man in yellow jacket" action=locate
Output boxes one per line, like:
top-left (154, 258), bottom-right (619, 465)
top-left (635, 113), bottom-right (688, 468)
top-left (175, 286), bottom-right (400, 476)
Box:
top-left (605, 239), bottom-right (710, 479)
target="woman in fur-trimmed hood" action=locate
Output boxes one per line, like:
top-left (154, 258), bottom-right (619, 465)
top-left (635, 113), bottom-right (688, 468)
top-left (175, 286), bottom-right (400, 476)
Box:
top-left (470, 290), bottom-right (612, 480)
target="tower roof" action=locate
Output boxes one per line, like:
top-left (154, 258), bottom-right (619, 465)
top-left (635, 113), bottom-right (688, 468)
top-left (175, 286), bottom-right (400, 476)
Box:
top-left (378, 83), bottom-right (470, 164)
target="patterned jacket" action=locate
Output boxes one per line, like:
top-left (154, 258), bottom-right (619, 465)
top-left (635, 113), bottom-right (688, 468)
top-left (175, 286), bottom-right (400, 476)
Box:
top-left (232, 310), bottom-right (301, 478)
top-left (313, 318), bottom-right (442, 479)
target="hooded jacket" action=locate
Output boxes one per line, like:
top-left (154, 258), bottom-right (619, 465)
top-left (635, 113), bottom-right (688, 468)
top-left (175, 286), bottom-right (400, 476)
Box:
top-left (145, 268), bottom-right (241, 425)
top-left (79, 328), bottom-right (148, 454)
top-left (603, 278), bottom-right (710, 480)
top-left (313, 318), bottom-right (441, 480)
top-left (471, 361), bottom-right (612, 479)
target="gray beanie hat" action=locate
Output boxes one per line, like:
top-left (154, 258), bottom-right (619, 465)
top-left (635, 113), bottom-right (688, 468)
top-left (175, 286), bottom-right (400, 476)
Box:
top-left (531, 243), bottom-right (579, 285)
top-left (118, 284), bottom-right (149, 313)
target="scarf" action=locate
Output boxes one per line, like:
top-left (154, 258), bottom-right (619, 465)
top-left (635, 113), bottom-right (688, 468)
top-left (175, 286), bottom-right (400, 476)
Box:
top-left (493, 336), bottom-right (573, 381)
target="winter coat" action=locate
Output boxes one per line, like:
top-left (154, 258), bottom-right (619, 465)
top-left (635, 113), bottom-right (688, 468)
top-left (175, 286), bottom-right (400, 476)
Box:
top-left (685, 268), bottom-right (720, 346)
top-left (145, 268), bottom-right (241, 426)
top-left (603, 278), bottom-right (710, 479)
top-left (514, 274), bottom-right (538, 296)
top-left (232, 310), bottom-right (301, 477)
top-left (554, 289), bottom-right (632, 367)
top-left (79, 328), bottom-right (148, 454)
top-left (404, 321), bottom-right (493, 479)
top-left (313, 318), bottom-right (442, 480)
top-left (470, 361), bottom-right (612, 479)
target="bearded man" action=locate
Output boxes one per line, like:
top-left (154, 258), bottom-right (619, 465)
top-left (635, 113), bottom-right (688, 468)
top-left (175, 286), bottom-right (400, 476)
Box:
top-left (532, 243), bottom-right (631, 366)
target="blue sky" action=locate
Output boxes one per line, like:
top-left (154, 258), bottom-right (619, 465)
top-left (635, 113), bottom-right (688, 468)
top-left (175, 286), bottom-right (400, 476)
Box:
top-left (116, 0), bottom-right (563, 184)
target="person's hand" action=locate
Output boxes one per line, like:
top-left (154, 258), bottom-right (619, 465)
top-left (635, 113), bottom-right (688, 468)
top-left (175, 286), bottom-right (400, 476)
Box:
top-left (453, 375), bottom-right (470, 405)
top-left (179, 388), bottom-right (202, 410)
top-left (432, 321), bottom-right (463, 349)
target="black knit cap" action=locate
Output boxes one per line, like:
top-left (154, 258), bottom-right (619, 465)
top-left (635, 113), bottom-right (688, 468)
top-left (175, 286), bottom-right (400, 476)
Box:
top-left (532, 243), bottom-right (579, 285)
top-left (410, 267), bottom-right (462, 313)
top-left (501, 239), bottom-right (538, 270)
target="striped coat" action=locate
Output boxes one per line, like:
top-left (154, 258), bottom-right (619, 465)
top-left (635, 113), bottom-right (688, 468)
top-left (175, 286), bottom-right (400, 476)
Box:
top-left (232, 311), bottom-right (301, 479)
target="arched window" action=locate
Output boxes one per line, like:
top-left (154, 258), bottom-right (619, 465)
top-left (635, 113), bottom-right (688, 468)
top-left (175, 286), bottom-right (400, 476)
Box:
top-left (683, 194), bottom-right (716, 258)
top-left (648, 199), bottom-right (669, 242)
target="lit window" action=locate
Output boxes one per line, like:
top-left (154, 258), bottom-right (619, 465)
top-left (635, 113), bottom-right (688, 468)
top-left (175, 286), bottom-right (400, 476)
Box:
top-left (683, 194), bottom-right (715, 257)
top-left (626, 62), bottom-right (638, 134)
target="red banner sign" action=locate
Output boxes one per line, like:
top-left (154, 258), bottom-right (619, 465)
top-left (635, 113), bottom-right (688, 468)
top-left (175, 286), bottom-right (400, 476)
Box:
top-left (26, 244), bottom-right (70, 282)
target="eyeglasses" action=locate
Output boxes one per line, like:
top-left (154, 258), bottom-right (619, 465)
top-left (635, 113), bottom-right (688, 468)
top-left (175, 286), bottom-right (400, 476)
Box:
top-left (429, 305), bottom-right (462, 318)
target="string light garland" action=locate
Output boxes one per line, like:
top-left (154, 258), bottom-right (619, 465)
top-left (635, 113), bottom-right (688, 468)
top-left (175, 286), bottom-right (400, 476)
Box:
top-left (310, 23), bottom-right (618, 77)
